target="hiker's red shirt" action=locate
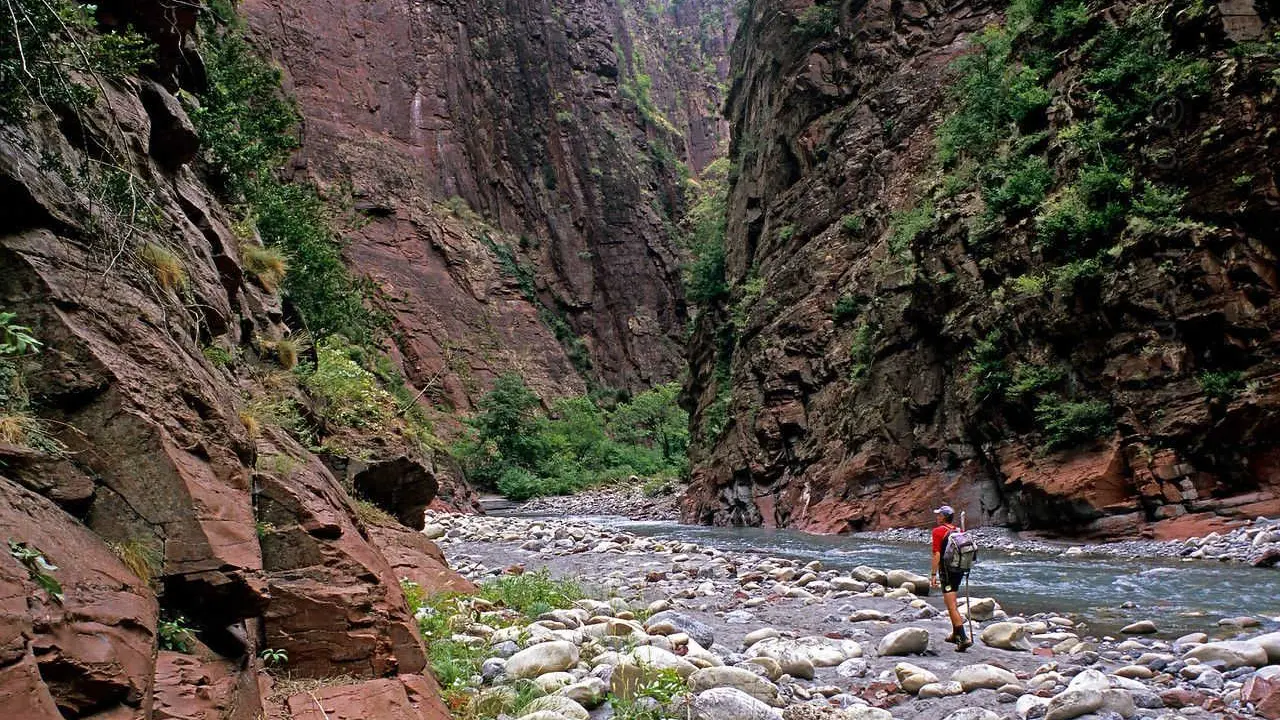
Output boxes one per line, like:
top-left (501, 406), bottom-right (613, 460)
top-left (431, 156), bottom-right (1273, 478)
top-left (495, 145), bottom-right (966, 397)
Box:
top-left (932, 523), bottom-right (957, 554)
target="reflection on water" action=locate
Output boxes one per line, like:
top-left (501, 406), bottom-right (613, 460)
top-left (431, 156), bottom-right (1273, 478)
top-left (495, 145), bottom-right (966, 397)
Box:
top-left (574, 516), bottom-right (1280, 635)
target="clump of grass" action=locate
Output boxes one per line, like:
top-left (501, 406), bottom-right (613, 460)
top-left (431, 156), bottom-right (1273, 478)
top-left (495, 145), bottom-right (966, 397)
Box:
top-left (139, 243), bottom-right (187, 291)
top-left (477, 569), bottom-right (585, 620)
top-left (1198, 370), bottom-right (1244, 401)
top-left (239, 410), bottom-right (261, 437)
top-left (0, 412), bottom-right (65, 454)
top-left (262, 334), bottom-right (307, 370)
top-left (352, 498), bottom-right (398, 527)
top-left (109, 538), bottom-right (163, 584)
top-left (242, 244), bottom-right (287, 292)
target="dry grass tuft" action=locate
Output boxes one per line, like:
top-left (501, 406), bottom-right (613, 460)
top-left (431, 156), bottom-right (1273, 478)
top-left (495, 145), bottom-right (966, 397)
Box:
top-left (352, 498), bottom-right (398, 528)
top-left (242, 244), bottom-right (288, 292)
top-left (109, 538), bottom-right (163, 584)
top-left (139, 242), bottom-right (188, 291)
top-left (239, 410), bottom-right (261, 438)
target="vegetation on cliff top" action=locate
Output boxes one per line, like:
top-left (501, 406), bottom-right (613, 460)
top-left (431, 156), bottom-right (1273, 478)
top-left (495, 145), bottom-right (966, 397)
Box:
top-left (453, 374), bottom-right (689, 500)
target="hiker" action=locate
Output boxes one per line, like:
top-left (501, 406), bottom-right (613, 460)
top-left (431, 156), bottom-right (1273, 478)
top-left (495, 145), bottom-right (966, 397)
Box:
top-left (929, 504), bottom-right (972, 650)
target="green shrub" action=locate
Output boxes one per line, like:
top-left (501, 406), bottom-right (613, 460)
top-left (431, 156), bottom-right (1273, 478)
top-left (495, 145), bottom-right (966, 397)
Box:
top-left (681, 159), bottom-right (730, 304)
top-left (202, 345), bottom-right (235, 368)
top-left (0, 0), bottom-right (151, 121)
top-left (731, 275), bottom-right (766, 328)
top-left (984, 154), bottom-right (1053, 214)
top-left (793, 5), bottom-right (839, 39)
top-left (1007, 363), bottom-right (1065, 399)
top-left (888, 202), bottom-right (934, 257)
top-left (158, 616), bottom-right (195, 652)
top-left (840, 214), bottom-right (865, 234)
top-left (848, 322), bottom-right (877, 382)
top-left (1197, 370), bottom-right (1243, 401)
top-left (1050, 257), bottom-right (1102, 291)
top-left (302, 336), bottom-right (395, 430)
top-left (965, 330), bottom-right (1010, 400)
top-left (1035, 395), bottom-right (1113, 448)
top-left (1011, 273), bottom-right (1047, 296)
top-left (832, 293), bottom-right (860, 321)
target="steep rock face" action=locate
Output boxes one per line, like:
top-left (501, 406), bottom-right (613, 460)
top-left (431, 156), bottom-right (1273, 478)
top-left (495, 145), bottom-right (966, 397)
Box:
top-left (241, 0), bottom-right (735, 404)
top-left (0, 3), bottom-right (471, 715)
top-left (685, 0), bottom-right (1280, 536)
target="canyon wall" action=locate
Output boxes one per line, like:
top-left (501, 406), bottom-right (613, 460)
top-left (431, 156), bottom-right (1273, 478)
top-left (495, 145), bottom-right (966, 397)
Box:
top-left (241, 0), bottom-right (737, 406)
top-left (684, 0), bottom-right (1280, 537)
top-left (0, 2), bottom-right (469, 716)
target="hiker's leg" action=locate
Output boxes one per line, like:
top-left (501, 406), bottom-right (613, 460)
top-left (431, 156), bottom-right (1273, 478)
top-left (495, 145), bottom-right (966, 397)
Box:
top-left (943, 589), bottom-right (963, 627)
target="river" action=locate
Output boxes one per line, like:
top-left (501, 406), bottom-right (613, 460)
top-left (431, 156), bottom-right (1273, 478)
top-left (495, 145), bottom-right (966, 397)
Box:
top-left (520, 514), bottom-right (1280, 636)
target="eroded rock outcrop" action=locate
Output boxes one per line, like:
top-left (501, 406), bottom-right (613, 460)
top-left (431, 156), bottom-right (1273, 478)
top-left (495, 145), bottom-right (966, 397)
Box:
top-left (684, 0), bottom-right (1280, 536)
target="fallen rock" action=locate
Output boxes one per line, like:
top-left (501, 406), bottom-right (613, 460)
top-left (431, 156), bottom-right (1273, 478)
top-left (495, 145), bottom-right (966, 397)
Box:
top-left (952, 664), bottom-right (1019, 691)
top-left (504, 641), bottom-right (580, 679)
top-left (1044, 689), bottom-right (1104, 720)
top-left (895, 662), bottom-right (939, 694)
top-left (556, 678), bottom-right (607, 709)
top-left (520, 695), bottom-right (589, 720)
top-left (918, 680), bottom-right (965, 698)
top-left (1121, 620), bottom-right (1158, 634)
top-left (877, 627), bottom-right (929, 656)
top-left (649, 611), bottom-right (715, 649)
top-left (688, 667), bottom-right (781, 706)
top-left (1184, 641), bottom-right (1268, 669)
top-left (691, 687), bottom-right (782, 720)
top-left (981, 622), bottom-right (1033, 651)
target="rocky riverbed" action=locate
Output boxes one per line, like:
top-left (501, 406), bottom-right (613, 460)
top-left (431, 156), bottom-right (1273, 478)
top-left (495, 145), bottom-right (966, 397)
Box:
top-left (514, 484), bottom-right (682, 521)
top-left (427, 511), bottom-right (1280, 720)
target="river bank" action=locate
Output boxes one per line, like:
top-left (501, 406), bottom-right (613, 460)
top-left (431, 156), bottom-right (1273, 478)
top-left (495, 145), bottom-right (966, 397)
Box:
top-left (428, 511), bottom-right (1280, 720)
top-left (506, 487), bottom-right (1280, 567)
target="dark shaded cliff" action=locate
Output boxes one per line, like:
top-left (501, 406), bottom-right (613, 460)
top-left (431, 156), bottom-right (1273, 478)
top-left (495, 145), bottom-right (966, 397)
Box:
top-left (241, 0), bottom-right (736, 406)
top-left (684, 0), bottom-right (1280, 537)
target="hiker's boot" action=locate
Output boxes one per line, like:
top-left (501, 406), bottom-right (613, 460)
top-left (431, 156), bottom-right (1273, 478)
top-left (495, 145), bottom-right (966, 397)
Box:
top-left (944, 626), bottom-right (960, 643)
top-left (955, 626), bottom-right (972, 652)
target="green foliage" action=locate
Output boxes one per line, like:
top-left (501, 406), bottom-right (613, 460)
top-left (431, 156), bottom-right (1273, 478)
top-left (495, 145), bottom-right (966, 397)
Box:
top-left (193, 16), bottom-right (373, 342)
top-left (302, 336), bottom-right (395, 430)
top-left (259, 648), bottom-right (289, 667)
top-left (478, 569), bottom-right (586, 619)
top-left (1007, 362), bottom-right (1065, 399)
top-left (202, 345), bottom-right (234, 368)
top-left (936, 26), bottom-right (1051, 167)
top-left (242, 244), bottom-right (288, 292)
top-left (1198, 370), bottom-right (1243, 401)
top-left (848, 322), bottom-right (877, 382)
top-left (0, 312), bottom-right (42, 356)
top-left (888, 202), bottom-right (934, 257)
top-left (778, 224), bottom-right (796, 242)
top-left (840, 213), bottom-right (865, 234)
top-left (158, 616), bottom-right (195, 652)
top-left (1050, 257), bottom-right (1102, 291)
top-left (1011, 273), bottom-right (1047, 296)
top-left (681, 159), bottom-right (730, 305)
top-left (7, 540), bottom-right (62, 603)
top-left (609, 667), bottom-right (690, 720)
top-left (731, 275), bottom-right (766, 328)
top-left (832, 293), bottom-right (860, 322)
top-left (1034, 395), bottom-right (1113, 448)
top-left (454, 375), bottom-right (689, 500)
top-left (983, 153), bottom-right (1053, 214)
top-left (966, 330), bottom-right (1010, 400)
top-left (793, 4), bottom-right (839, 39)
top-left (0, 0), bottom-right (151, 121)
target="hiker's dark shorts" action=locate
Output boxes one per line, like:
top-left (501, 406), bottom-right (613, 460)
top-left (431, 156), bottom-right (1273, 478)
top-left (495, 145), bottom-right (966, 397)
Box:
top-left (941, 568), bottom-right (967, 594)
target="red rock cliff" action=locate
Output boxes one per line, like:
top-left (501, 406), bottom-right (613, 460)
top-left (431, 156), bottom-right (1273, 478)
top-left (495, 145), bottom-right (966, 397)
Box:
top-left (684, 0), bottom-right (1280, 537)
top-left (240, 0), bottom-right (737, 405)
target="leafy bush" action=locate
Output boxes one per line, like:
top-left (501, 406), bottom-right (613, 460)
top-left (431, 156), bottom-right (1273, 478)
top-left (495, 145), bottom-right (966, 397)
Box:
top-left (1034, 395), bottom-right (1113, 448)
top-left (0, 312), bottom-right (41, 357)
top-left (454, 376), bottom-right (689, 499)
top-left (158, 616), bottom-right (195, 652)
top-left (984, 154), bottom-right (1053, 214)
top-left (840, 214), bottom-right (865, 234)
top-left (1198, 370), bottom-right (1243, 401)
top-left (888, 202), bottom-right (934, 257)
top-left (793, 4), bottom-right (839, 39)
top-left (193, 16), bottom-right (374, 342)
top-left (965, 331), bottom-right (1010, 400)
top-left (832, 293), bottom-right (860, 321)
top-left (1007, 363), bottom-right (1064, 399)
top-left (681, 159), bottom-right (730, 305)
top-left (302, 336), bottom-right (395, 430)
top-left (848, 322), bottom-right (877, 382)
top-left (0, 0), bottom-right (151, 121)
top-left (202, 345), bottom-right (234, 368)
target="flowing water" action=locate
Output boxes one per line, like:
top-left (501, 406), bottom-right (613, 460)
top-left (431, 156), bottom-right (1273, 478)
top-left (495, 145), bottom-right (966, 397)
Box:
top-left (528, 515), bottom-right (1280, 636)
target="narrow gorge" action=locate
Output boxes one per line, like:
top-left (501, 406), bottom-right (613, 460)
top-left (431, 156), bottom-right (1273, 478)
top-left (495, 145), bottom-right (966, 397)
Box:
top-left (1, 0), bottom-right (1278, 719)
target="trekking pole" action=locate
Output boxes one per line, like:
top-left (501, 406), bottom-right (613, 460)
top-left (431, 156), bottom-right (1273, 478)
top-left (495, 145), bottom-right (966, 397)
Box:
top-left (961, 511), bottom-right (974, 643)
